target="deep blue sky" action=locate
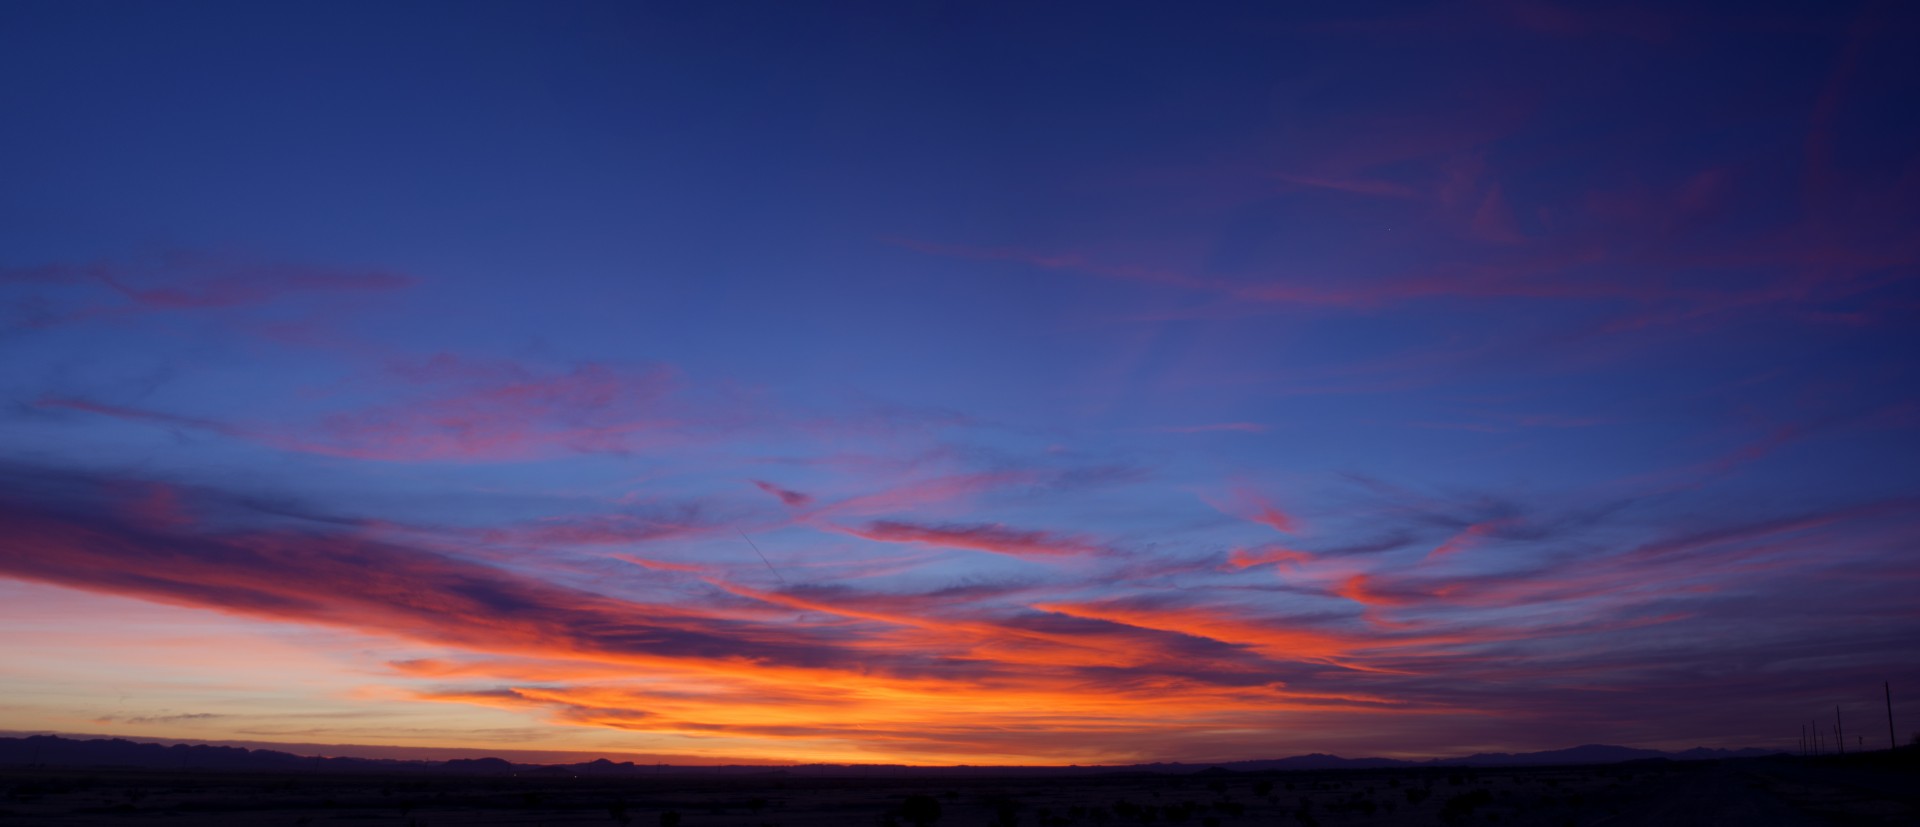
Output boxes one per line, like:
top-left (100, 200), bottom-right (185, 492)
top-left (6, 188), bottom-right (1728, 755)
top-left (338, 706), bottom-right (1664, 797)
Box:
top-left (2, 0), bottom-right (1917, 764)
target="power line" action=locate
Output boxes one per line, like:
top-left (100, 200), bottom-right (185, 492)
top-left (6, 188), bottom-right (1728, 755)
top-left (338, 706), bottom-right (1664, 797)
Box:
top-left (739, 530), bottom-right (785, 585)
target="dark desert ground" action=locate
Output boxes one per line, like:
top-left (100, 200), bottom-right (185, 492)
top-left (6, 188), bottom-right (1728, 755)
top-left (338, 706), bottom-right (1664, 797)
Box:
top-left (4, 749), bottom-right (1916, 826)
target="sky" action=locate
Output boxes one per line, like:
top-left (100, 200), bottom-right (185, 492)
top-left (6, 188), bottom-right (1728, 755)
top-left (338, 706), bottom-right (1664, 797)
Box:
top-left (1, 0), bottom-right (1917, 766)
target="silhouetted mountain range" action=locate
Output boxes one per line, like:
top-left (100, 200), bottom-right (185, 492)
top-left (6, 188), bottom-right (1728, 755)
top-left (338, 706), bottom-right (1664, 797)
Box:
top-left (0, 734), bottom-right (1780, 775)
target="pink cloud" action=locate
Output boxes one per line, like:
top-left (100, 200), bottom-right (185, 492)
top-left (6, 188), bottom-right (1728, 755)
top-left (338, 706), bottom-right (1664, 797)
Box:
top-left (1207, 487), bottom-right (1299, 534)
top-left (112, 482), bottom-right (195, 530)
top-left (899, 130), bottom-right (1919, 352)
top-left (814, 470), bottom-right (1038, 518)
top-left (5, 462), bottom-right (1913, 762)
top-left (37, 396), bottom-right (242, 436)
top-left (1424, 519), bottom-right (1516, 560)
top-left (5, 251), bottom-right (414, 327)
top-left (751, 480), bottom-right (814, 508)
top-left (47, 354), bottom-right (689, 463)
top-left (99, 266), bottom-right (410, 311)
top-left (1227, 545), bottom-right (1315, 569)
top-left (611, 555), bottom-right (711, 575)
top-left (0, 495), bottom-right (843, 671)
top-left (479, 513), bottom-right (704, 548)
top-left (837, 520), bottom-right (1100, 559)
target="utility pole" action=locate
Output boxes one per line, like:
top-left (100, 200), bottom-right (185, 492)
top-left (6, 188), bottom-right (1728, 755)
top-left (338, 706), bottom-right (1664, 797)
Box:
top-left (1836, 706), bottom-right (1845, 755)
top-left (1889, 682), bottom-right (1899, 751)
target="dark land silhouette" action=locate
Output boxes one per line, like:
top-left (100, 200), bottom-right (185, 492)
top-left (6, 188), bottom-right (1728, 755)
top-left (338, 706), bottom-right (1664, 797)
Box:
top-left (0, 734), bottom-right (1779, 775)
top-left (1, 735), bottom-right (1916, 825)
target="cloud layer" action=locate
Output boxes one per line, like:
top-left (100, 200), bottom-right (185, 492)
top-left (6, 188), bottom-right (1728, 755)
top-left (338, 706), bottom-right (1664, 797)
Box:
top-left (2, 0), bottom-right (1917, 764)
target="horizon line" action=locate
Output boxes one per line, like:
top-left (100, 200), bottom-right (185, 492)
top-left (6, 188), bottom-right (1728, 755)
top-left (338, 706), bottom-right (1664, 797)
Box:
top-left (0, 730), bottom-right (1787, 770)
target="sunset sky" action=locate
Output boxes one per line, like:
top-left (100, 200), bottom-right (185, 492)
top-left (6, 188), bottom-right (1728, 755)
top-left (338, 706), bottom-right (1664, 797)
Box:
top-left (2, 1), bottom-right (1918, 766)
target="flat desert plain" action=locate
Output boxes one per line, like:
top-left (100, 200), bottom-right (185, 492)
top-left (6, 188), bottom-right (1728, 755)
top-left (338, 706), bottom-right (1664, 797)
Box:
top-left (2, 756), bottom-right (1915, 826)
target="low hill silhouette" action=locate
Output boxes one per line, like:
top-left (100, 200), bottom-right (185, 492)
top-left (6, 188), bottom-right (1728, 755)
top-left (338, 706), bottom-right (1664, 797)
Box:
top-left (0, 734), bottom-right (1780, 775)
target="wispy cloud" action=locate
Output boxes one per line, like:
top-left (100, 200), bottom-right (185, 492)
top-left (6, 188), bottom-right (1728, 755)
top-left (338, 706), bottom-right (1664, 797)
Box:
top-left (1145, 422), bottom-right (1269, 434)
top-left (836, 520), bottom-right (1102, 559)
top-left (2, 250), bottom-right (413, 328)
top-left (751, 480), bottom-right (814, 508)
top-left (38, 354), bottom-right (691, 462)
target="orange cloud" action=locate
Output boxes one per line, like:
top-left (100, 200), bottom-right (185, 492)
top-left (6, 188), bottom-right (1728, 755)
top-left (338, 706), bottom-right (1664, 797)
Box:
top-left (5, 464), bottom-right (1908, 765)
top-left (1207, 486), bottom-right (1300, 534)
top-left (1336, 573), bottom-right (1423, 608)
top-left (1424, 518), bottom-right (1515, 560)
